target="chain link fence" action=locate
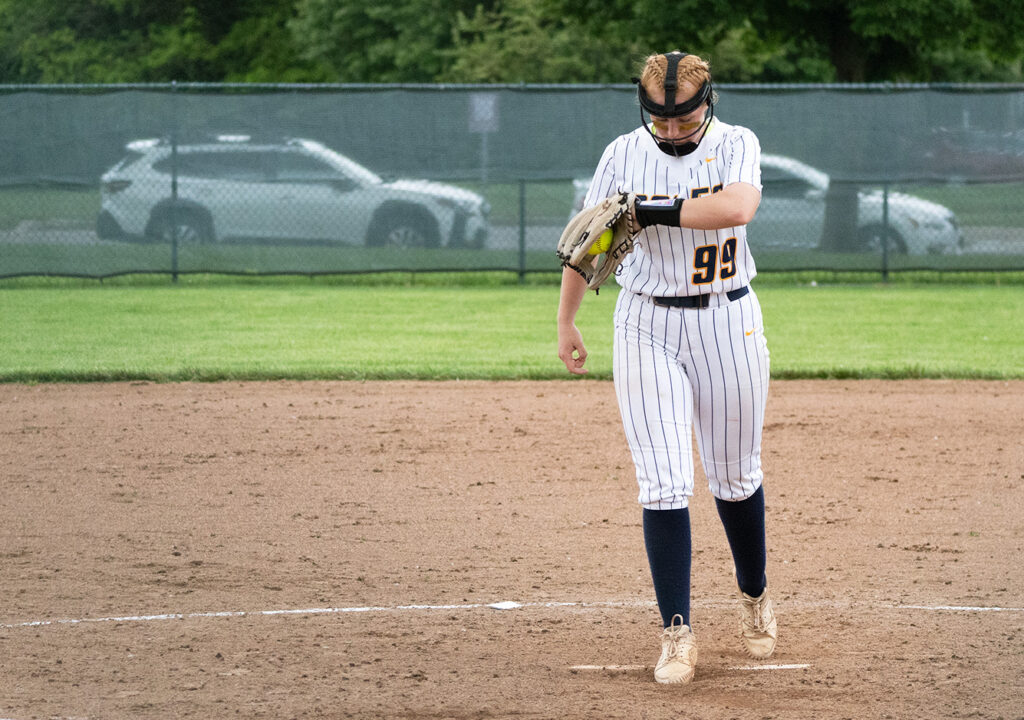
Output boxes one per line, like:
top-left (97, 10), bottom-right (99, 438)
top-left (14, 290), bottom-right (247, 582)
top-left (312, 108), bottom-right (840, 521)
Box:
top-left (2, 83), bottom-right (1023, 279)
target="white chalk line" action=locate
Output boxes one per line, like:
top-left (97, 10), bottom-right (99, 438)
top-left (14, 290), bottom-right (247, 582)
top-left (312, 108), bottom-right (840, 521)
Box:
top-left (2, 599), bottom-right (1021, 631)
top-left (896, 604), bottom-right (1020, 612)
top-left (0, 600), bottom-right (650, 630)
top-left (570, 663), bottom-right (811, 672)
top-left (733, 663), bottom-right (811, 671)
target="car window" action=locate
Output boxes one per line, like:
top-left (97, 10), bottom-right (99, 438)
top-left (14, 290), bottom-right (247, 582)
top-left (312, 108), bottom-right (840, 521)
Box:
top-left (312, 146), bottom-right (382, 185)
top-left (152, 151), bottom-right (269, 181)
top-left (273, 151), bottom-right (346, 182)
top-left (109, 151), bottom-right (145, 173)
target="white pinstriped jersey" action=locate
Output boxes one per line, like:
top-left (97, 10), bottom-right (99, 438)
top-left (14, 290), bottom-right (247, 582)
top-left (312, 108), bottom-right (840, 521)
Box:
top-left (583, 119), bottom-right (762, 297)
top-left (584, 117), bottom-right (770, 510)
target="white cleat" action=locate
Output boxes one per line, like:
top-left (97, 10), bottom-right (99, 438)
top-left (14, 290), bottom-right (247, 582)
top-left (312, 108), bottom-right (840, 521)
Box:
top-left (738, 585), bottom-right (778, 659)
top-left (654, 614), bottom-right (698, 684)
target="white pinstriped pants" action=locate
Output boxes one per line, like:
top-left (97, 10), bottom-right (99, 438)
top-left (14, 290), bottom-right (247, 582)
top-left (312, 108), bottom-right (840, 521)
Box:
top-left (613, 288), bottom-right (770, 510)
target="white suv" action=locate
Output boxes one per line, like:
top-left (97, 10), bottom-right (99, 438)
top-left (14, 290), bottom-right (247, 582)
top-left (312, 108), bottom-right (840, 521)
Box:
top-left (97, 136), bottom-right (489, 248)
top-left (752, 154), bottom-right (963, 255)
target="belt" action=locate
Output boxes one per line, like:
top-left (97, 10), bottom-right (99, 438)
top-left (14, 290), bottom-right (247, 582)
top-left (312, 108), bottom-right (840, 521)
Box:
top-left (651, 285), bottom-right (749, 309)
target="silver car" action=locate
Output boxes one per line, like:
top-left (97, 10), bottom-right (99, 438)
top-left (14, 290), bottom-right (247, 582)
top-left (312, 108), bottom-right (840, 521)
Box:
top-left (97, 136), bottom-right (489, 248)
top-left (571, 154), bottom-right (963, 255)
top-left (753, 154), bottom-right (963, 255)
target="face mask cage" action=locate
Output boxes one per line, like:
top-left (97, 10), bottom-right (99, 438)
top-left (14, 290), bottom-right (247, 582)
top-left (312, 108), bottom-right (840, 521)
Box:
top-left (639, 103), bottom-right (715, 157)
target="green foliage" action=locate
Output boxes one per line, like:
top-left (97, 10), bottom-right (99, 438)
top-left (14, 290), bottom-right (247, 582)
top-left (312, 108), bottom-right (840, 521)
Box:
top-left (0, 0), bottom-right (1021, 83)
top-left (288, 0), bottom-right (488, 82)
top-left (744, 0), bottom-right (1024, 81)
top-left (217, 10), bottom-right (332, 82)
top-left (440, 0), bottom-right (642, 83)
top-left (0, 0), bottom-right (324, 82)
top-left (704, 22), bottom-right (837, 82)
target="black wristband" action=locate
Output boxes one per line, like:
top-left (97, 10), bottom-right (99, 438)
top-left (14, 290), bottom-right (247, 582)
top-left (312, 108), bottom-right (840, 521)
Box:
top-left (635, 197), bottom-right (684, 228)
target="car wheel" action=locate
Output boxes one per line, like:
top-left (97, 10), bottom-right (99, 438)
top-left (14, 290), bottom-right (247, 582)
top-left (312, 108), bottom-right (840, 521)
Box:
top-left (147, 210), bottom-right (214, 245)
top-left (368, 208), bottom-right (439, 248)
top-left (858, 225), bottom-right (908, 255)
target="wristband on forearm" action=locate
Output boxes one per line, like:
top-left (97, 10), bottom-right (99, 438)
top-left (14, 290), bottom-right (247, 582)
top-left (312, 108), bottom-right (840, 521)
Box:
top-left (633, 197), bottom-right (684, 228)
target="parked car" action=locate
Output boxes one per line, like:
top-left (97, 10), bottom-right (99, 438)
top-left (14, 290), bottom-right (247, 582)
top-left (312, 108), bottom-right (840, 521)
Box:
top-left (97, 135), bottom-right (489, 248)
top-left (570, 154), bottom-right (963, 255)
top-left (921, 127), bottom-right (1024, 180)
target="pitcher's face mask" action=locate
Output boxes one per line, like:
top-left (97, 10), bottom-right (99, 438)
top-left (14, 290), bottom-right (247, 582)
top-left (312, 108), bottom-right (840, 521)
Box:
top-left (633, 51), bottom-right (714, 157)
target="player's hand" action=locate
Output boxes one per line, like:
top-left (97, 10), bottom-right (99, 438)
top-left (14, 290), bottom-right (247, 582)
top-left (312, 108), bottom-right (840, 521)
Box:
top-left (558, 323), bottom-right (588, 375)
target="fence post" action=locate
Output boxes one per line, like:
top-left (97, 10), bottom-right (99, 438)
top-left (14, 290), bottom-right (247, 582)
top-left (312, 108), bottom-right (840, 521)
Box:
top-left (881, 182), bottom-right (890, 282)
top-left (170, 80), bottom-right (179, 283)
top-left (518, 179), bottom-right (527, 284)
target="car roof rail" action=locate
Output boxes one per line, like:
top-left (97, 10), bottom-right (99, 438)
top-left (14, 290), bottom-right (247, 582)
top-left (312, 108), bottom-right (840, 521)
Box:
top-left (125, 138), bottom-right (164, 151)
top-left (123, 133), bottom-right (322, 151)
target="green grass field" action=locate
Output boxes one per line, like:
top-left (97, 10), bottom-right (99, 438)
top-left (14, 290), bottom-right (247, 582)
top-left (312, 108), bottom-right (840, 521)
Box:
top-left (0, 186), bottom-right (100, 231)
top-left (8, 238), bottom-right (1022, 280)
top-left (1, 277), bottom-right (1021, 382)
top-left (909, 182), bottom-right (1024, 227)
top-left (459, 180), bottom-right (577, 225)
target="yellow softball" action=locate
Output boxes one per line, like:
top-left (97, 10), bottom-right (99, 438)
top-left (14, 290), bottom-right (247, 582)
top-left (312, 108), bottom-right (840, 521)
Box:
top-left (588, 228), bottom-right (614, 255)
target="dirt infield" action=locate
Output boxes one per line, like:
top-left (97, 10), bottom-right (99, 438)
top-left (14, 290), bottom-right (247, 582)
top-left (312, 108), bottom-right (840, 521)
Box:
top-left (1, 380), bottom-right (1021, 719)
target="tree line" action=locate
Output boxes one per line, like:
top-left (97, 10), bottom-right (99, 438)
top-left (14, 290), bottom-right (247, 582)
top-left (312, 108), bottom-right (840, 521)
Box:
top-left (1, 0), bottom-right (1022, 84)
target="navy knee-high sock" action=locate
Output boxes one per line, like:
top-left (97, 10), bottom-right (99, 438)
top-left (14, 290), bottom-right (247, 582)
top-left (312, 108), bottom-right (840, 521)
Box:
top-left (715, 485), bottom-right (767, 597)
top-left (642, 507), bottom-right (691, 628)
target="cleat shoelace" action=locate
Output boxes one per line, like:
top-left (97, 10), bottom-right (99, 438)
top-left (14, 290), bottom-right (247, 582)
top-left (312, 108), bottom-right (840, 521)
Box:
top-left (661, 616), bottom-right (694, 662)
top-left (664, 628), bottom-right (686, 656)
top-left (744, 595), bottom-right (772, 632)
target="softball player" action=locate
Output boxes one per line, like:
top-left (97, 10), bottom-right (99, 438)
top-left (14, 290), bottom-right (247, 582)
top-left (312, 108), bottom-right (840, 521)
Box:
top-left (557, 51), bottom-right (778, 684)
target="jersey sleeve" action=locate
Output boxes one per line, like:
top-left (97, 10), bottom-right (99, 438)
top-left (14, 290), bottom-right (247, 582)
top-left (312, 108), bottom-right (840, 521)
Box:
top-left (723, 128), bottom-right (762, 192)
top-left (583, 140), bottom-right (620, 207)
